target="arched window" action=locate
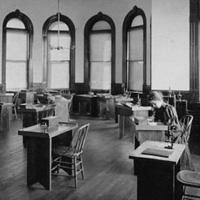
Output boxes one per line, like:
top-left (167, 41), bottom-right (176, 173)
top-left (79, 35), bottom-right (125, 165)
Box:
top-left (42, 13), bottom-right (75, 90)
top-left (84, 12), bottom-right (115, 92)
top-left (2, 9), bottom-right (33, 91)
top-left (122, 6), bottom-right (146, 92)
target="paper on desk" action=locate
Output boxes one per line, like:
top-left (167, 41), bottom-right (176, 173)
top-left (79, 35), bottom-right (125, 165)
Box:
top-left (148, 122), bottom-right (157, 126)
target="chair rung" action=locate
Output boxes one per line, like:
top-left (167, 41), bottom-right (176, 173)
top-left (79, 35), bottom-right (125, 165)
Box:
top-left (60, 161), bottom-right (74, 165)
top-left (76, 169), bottom-right (83, 175)
top-left (183, 193), bottom-right (200, 199)
top-left (51, 165), bottom-right (59, 171)
top-left (59, 163), bottom-right (83, 171)
top-left (60, 165), bottom-right (74, 170)
top-left (52, 157), bottom-right (61, 162)
top-left (58, 160), bottom-right (82, 165)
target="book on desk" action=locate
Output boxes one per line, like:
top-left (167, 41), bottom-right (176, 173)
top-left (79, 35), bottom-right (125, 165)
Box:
top-left (142, 148), bottom-right (173, 158)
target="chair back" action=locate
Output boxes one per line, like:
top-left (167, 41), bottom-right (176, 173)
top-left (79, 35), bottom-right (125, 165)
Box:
top-left (13, 92), bottom-right (19, 106)
top-left (68, 93), bottom-right (75, 114)
top-left (179, 115), bottom-right (193, 143)
top-left (74, 123), bottom-right (90, 154)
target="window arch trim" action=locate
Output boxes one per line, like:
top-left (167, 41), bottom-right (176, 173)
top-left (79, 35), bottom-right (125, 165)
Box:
top-left (122, 6), bottom-right (147, 92)
top-left (2, 9), bottom-right (33, 91)
top-left (42, 13), bottom-right (75, 90)
top-left (84, 12), bottom-right (116, 93)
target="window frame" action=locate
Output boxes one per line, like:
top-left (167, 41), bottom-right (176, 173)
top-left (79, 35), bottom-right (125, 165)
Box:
top-left (2, 9), bottom-right (33, 91)
top-left (84, 12), bottom-right (115, 93)
top-left (42, 13), bottom-right (75, 90)
top-left (122, 6), bottom-right (147, 93)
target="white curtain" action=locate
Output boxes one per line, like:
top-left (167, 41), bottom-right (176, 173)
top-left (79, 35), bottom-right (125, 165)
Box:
top-left (48, 32), bottom-right (70, 89)
top-left (6, 31), bottom-right (27, 91)
top-left (90, 33), bottom-right (111, 90)
top-left (127, 28), bottom-right (143, 91)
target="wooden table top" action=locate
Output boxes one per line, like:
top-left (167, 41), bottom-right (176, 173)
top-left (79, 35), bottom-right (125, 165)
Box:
top-left (129, 116), bottom-right (168, 131)
top-left (20, 103), bottom-right (55, 112)
top-left (135, 122), bottom-right (168, 131)
top-left (129, 140), bottom-right (185, 164)
top-left (0, 93), bottom-right (14, 96)
top-left (18, 122), bottom-right (78, 138)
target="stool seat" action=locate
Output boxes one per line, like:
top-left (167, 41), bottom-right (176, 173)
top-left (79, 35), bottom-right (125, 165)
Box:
top-left (177, 170), bottom-right (200, 188)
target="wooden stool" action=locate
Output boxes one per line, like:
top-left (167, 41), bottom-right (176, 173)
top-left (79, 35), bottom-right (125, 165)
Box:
top-left (176, 170), bottom-right (200, 199)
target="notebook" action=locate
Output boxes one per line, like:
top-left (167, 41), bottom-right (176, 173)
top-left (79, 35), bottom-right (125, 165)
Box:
top-left (142, 148), bottom-right (173, 158)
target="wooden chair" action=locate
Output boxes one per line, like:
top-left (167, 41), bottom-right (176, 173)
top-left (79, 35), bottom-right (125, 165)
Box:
top-left (180, 115), bottom-right (193, 143)
top-left (175, 115), bottom-right (194, 171)
top-left (52, 123), bottom-right (90, 188)
top-left (68, 93), bottom-right (75, 116)
top-left (177, 170), bottom-right (200, 199)
top-left (175, 115), bottom-right (193, 144)
top-left (12, 92), bottom-right (19, 119)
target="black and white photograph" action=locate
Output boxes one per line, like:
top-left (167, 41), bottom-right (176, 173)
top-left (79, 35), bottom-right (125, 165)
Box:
top-left (0, 0), bottom-right (200, 199)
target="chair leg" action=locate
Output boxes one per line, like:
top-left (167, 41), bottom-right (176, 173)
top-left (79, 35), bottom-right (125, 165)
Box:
top-left (56, 157), bottom-right (61, 174)
top-left (80, 156), bottom-right (84, 180)
top-left (14, 107), bottom-right (17, 119)
top-left (182, 186), bottom-right (186, 200)
top-left (73, 157), bottom-right (77, 188)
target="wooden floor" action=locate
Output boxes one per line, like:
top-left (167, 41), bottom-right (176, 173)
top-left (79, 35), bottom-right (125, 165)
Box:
top-left (0, 115), bottom-right (200, 200)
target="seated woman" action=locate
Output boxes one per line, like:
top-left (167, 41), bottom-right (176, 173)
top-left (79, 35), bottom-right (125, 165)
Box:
top-left (149, 91), bottom-right (181, 140)
top-left (149, 91), bottom-right (194, 170)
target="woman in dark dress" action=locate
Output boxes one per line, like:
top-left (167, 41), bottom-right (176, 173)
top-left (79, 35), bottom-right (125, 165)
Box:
top-left (149, 91), bottom-right (194, 170)
top-left (149, 91), bottom-right (181, 137)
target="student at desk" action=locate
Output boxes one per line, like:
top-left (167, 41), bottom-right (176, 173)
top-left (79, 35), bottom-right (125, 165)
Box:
top-left (149, 91), bottom-right (181, 139)
top-left (149, 91), bottom-right (194, 170)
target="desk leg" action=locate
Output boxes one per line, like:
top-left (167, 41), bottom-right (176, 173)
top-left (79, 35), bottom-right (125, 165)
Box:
top-left (115, 108), bottom-right (118, 123)
top-left (119, 115), bottom-right (125, 139)
top-left (27, 138), bottom-right (38, 187)
top-left (27, 137), bottom-right (51, 190)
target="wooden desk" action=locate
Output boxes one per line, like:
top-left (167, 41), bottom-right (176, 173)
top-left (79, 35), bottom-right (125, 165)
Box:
top-left (18, 122), bottom-right (78, 190)
top-left (19, 91), bottom-right (37, 104)
top-left (0, 103), bottom-right (13, 130)
top-left (129, 141), bottom-right (185, 200)
top-left (115, 103), bottom-right (133, 138)
top-left (0, 93), bottom-right (14, 103)
top-left (97, 94), bottom-right (115, 119)
top-left (20, 104), bottom-right (55, 128)
top-left (75, 94), bottom-right (98, 117)
top-left (131, 105), bottom-right (152, 117)
top-left (20, 104), bottom-right (55, 146)
top-left (114, 96), bottom-right (133, 122)
top-left (114, 95), bottom-right (133, 104)
top-left (115, 104), bottom-right (152, 139)
top-left (130, 119), bottom-right (168, 148)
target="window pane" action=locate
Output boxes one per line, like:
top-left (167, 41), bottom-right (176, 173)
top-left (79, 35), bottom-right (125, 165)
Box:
top-left (131, 15), bottom-right (143, 27)
top-left (92, 20), bottom-right (111, 30)
top-left (90, 33), bottom-right (111, 61)
top-left (49, 21), bottom-right (69, 31)
top-left (90, 62), bottom-right (111, 90)
top-left (48, 62), bottom-right (69, 89)
top-left (6, 31), bottom-right (27, 60)
top-left (128, 61), bottom-right (143, 91)
top-left (127, 28), bottom-right (143, 60)
top-left (6, 62), bottom-right (26, 91)
top-left (48, 33), bottom-right (71, 60)
top-left (7, 18), bottom-right (25, 29)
